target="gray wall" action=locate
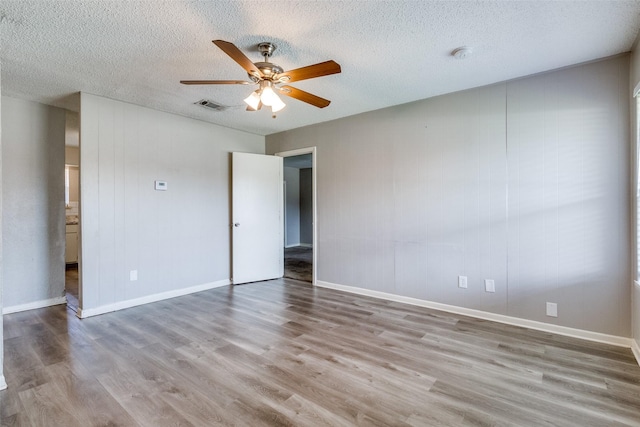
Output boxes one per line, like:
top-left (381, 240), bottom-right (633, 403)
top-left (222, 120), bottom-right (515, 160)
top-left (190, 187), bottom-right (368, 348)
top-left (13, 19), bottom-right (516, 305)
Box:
top-left (2, 96), bottom-right (66, 308)
top-left (66, 145), bottom-right (80, 204)
top-left (267, 55), bottom-right (631, 337)
top-left (284, 166), bottom-right (301, 247)
top-left (65, 146), bottom-right (79, 166)
top-left (300, 168), bottom-right (313, 245)
top-left (80, 93), bottom-right (264, 312)
top-left (65, 111), bottom-right (79, 149)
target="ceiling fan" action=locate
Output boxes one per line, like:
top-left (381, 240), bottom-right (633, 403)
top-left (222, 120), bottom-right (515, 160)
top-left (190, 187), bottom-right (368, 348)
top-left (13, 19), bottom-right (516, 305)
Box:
top-left (181, 40), bottom-right (341, 116)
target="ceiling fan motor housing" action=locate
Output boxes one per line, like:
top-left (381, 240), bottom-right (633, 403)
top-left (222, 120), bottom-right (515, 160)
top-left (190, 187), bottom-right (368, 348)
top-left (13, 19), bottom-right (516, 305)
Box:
top-left (249, 43), bottom-right (282, 81)
top-left (258, 42), bottom-right (276, 58)
top-left (252, 62), bottom-right (284, 80)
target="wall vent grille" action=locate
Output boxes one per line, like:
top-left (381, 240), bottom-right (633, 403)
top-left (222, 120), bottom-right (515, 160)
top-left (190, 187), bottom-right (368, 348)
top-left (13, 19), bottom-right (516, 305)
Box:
top-left (194, 99), bottom-right (227, 111)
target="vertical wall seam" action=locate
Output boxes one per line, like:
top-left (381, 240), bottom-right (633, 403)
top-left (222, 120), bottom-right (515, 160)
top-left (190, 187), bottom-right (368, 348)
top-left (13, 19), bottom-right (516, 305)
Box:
top-left (505, 83), bottom-right (510, 316)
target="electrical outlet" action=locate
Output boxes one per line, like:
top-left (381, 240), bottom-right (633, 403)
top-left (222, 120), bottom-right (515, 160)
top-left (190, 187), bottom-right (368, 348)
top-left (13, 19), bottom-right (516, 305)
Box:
top-left (484, 279), bottom-right (495, 293)
top-left (458, 276), bottom-right (468, 289)
top-left (546, 302), bottom-right (558, 317)
top-left (130, 270), bottom-right (138, 281)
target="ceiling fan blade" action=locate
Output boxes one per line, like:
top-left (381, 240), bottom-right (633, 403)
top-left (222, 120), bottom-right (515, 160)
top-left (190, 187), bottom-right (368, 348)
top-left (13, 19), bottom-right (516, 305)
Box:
top-left (212, 40), bottom-right (262, 78)
top-left (180, 80), bottom-right (251, 85)
top-left (279, 86), bottom-right (331, 108)
top-left (276, 60), bottom-right (341, 83)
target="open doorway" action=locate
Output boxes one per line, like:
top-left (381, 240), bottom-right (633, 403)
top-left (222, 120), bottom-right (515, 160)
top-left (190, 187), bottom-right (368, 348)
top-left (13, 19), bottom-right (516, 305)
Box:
top-left (64, 111), bottom-right (80, 312)
top-left (278, 148), bottom-right (316, 283)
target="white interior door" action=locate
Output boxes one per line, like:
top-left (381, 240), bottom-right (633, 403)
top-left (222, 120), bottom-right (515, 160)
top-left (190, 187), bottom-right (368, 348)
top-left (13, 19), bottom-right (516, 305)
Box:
top-left (232, 152), bottom-right (283, 284)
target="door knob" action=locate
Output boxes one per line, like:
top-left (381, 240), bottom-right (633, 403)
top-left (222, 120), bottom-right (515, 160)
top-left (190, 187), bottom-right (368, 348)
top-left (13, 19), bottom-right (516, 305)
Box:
top-left (234, 223), bottom-right (240, 227)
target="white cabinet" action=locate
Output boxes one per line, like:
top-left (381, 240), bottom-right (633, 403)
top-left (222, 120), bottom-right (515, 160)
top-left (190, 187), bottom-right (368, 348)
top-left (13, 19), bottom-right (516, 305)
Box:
top-left (65, 224), bottom-right (78, 263)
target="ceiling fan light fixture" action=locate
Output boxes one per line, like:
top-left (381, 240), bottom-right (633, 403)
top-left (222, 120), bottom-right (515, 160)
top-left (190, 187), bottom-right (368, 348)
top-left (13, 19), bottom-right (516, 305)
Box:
top-left (244, 91), bottom-right (261, 110)
top-left (182, 40), bottom-right (340, 112)
top-left (271, 96), bottom-right (286, 113)
top-left (260, 85), bottom-right (280, 107)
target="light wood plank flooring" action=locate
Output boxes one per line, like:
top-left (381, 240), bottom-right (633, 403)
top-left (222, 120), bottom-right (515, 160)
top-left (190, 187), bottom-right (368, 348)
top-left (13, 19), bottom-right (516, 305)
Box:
top-left (1, 278), bottom-right (640, 426)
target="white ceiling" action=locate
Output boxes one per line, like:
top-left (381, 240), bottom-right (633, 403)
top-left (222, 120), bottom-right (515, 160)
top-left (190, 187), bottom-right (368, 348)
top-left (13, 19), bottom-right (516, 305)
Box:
top-left (2, 1), bottom-right (640, 136)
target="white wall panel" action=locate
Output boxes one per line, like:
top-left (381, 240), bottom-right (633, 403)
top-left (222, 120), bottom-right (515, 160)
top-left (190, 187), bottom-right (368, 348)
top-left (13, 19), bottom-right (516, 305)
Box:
top-left (80, 93), bottom-right (264, 312)
top-left (267, 55), bottom-right (630, 337)
top-left (0, 75), bottom-right (5, 389)
top-left (1, 97), bottom-right (66, 307)
top-left (629, 40), bottom-right (640, 347)
top-left (122, 104), bottom-right (140, 302)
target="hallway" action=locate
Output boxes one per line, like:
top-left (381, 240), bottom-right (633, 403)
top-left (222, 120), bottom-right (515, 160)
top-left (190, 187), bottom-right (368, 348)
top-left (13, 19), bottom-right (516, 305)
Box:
top-left (284, 246), bottom-right (312, 282)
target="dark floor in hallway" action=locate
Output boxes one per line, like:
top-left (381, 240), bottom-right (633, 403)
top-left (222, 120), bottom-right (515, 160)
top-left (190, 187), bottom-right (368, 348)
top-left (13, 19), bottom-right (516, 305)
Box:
top-left (65, 263), bottom-right (78, 311)
top-left (284, 246), bottom-right (312, 282)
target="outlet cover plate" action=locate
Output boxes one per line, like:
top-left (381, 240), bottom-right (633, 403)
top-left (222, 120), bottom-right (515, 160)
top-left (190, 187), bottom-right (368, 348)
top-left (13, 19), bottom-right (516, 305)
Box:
top-left (484, 279), bottom-right (495, 293)
top-left (130, 270), bottom-right (138, 281)
top-left (458, 276), bottom-right (468, 289)
top-left (546, 302), bottom-right (558, 317)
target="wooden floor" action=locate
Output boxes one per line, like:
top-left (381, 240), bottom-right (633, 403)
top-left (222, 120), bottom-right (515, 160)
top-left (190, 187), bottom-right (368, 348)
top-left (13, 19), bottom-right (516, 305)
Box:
top-left (65, 264), bottom-right (79, 312)
top-left (1, 279), bottom-right (640, 426)
top-left (284, 247), bottom-right (312, 283)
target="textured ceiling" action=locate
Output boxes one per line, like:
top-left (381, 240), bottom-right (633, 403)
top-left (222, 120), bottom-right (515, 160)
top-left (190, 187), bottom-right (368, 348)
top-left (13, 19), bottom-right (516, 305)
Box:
top-left (1, 1), bottom-right (640, 136)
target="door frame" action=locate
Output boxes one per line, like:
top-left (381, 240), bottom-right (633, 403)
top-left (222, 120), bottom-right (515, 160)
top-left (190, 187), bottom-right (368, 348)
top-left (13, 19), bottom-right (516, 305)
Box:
top-left (275, 147), bottom-right (317, 286)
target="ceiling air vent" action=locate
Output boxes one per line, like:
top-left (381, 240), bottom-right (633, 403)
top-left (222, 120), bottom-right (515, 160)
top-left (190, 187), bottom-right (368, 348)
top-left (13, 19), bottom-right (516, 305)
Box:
top-left (194, 99), bottom-right (227, 111)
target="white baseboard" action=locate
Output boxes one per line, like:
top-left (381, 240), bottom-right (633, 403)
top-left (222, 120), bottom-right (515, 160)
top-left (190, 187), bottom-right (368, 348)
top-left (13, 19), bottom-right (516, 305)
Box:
top-left (78, 279), bottom-right (230, 318)
top-left (632, 339), bottom-right (640, 366)
top-left (3, 296), bottom-right (67, 315)
top-left (316, 280), bottom-right (633, 350)
top-left (285, 243), bottom-right (301, 248)
top-left (0, 375), bottom-right (7, 390)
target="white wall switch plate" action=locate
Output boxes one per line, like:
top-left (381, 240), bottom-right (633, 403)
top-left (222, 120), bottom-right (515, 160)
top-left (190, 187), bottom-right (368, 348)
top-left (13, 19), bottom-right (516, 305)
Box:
top-left (154, 180), bottom-right (167, 191)
top-left (546, 302), bottom-right (558, 317)
top-left (458, 275), bottom-right (468, 289)
top-left (484, 279), bottom-right (495, 293)
top-left (130, 270), bottom-right (138, 281)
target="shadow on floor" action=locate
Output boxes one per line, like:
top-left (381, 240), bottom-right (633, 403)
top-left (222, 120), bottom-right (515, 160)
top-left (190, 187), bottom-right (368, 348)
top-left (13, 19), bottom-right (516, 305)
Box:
top-left (284, 246), bottom-right (312, 282)
top-left (66, 263), bottom-right (79, 312)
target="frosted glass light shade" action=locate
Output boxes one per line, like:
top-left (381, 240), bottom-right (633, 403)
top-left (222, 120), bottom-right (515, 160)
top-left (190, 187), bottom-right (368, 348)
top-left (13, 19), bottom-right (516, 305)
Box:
top-left (260, 86), bottom-right (280, 106)
top-left (244, 91), bottom-right (261, 110)
top-left (271, 96), bottom-right (286, 113)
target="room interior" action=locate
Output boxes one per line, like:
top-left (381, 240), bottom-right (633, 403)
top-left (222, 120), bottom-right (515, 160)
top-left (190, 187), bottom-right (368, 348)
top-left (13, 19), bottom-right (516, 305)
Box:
top-left (2, 1), bottom-right (640, 424)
